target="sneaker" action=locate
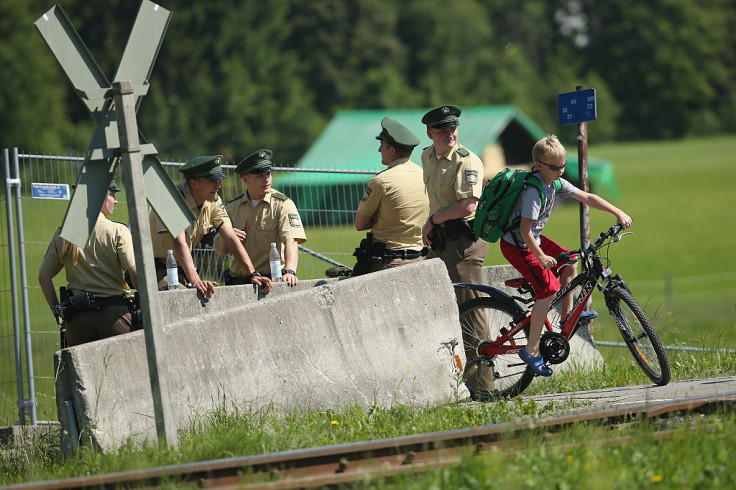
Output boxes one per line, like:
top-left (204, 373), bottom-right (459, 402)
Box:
top-left (466, 384), bottom-right (493, 402)
top-left (578, 310), bottom-right (598, 324)
top-left (518, 349), bottom-right (553, 377)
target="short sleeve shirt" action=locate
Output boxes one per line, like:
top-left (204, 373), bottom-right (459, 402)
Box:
top-left (39, 213), bottom-right (135, 297)
top-left (357, 158), bottom-right (429, 250)
top-left (502, 174), bottom-right (579, 247)
top-left (150, 181), bottom-right (232, 259)
top-left (421, 143), bottom-right (484, 218)
top-left (224, 188), bottom-right (307, 275)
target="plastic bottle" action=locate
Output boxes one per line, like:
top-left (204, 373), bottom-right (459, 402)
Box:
top-left (269, 243), bottom-right (282, 281)
top-left (166, 249), bottom-right (179, 290)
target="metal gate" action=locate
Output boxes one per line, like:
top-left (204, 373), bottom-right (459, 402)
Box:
top-left (1, 148), bottom-right (374, 427)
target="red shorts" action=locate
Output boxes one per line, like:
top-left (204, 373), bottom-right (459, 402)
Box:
top-left (500, 235), bottom-right (571, 299)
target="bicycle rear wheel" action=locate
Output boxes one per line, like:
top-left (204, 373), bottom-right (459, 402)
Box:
top-left (605, 288), bottom-right (670, 385)
top-left (458, 297), bottom-right (535, 399)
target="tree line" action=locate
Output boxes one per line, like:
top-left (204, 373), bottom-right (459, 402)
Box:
top-left (1, 0), bottom-right (734, 164)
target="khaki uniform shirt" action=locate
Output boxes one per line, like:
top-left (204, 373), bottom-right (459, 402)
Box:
top-left (357, 158), bottom-right (429, 250)
top-left (39, 213), bottom-right (135, 297)
top-left (421, 143), bottom-right (484, 218)
top-left (224, 188), bottom-right (306, 276)
top-left (150, 181), bottom-right (232, 259)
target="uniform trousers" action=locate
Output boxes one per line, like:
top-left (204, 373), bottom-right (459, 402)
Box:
top-left (427, 233), bottom-right (492, 392)
top-left (65, 305), bottom-right (132, 347)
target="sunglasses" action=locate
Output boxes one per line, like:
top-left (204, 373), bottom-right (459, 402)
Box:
top-left (537, 159), bottom-right (567, 171)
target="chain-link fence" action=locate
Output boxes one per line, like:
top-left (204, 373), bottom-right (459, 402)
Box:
top-left (1, 149), bottom-right (377, 426)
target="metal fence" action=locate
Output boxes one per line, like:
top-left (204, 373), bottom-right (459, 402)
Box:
top-left (1, 148), bottom-right (377, 427)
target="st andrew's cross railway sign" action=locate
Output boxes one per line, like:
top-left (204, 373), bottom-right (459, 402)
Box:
top-left (35, 0), bottom-right (195, 248)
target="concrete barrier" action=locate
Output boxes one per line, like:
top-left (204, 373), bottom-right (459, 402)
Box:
top-left (55, 259), bottom-right (467, 451)
top-left (54, 260), bottom-right (602, 452)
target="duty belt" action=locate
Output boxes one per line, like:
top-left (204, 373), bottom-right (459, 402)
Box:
top-left (383, 248), bottom-right (427, 260)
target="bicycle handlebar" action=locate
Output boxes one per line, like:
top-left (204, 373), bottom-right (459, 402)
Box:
top-left (593, 224), bottom-right (623, 248)
top-left (555, 224), bottom-right (625, 264)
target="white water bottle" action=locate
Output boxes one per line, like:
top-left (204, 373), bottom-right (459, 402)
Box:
top-left (269, 243), bottom-right (282, 281)
top-left (166, 249), bottom-right (179, 290)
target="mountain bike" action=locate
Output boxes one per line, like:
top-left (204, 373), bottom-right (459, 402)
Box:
top-left (456, 225), bottom-right (670, 399)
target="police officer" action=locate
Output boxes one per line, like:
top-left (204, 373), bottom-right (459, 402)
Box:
top-left (149, 155), bottom-right (272, 298)
top-left (353, 117), bottom-right (429, 274)
top-left (214, 149), bottom-right (306, 286)
top-left (38, 181), bottom-right (139, 347)
top-left (420, 105), bottom-right (492, 400)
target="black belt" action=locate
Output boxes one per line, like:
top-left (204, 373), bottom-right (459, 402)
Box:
top-left (223, 270), bottom-right (273, 285)
top-left (383, 248), bottom-right (427, 260)
top-left (66, 290), bottom-right (130, 307)
top-left (94, 296), bottom-right (131, 306)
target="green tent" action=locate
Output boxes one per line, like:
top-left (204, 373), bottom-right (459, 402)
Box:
top-left (277, 106), bottom-right (619, 225)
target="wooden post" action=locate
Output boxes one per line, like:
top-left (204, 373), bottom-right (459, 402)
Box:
top-left (113, 80), bottom-right (178, 447)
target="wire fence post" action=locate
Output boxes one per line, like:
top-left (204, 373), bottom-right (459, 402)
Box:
top-left (11, 148), bottom-right (37, 425)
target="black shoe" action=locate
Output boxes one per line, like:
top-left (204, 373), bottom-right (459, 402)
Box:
top-left (326, 266), bottom-right (353, 277)
top-left (466, 384), bottom-right (493, 402)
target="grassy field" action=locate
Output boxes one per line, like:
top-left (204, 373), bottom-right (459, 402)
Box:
top-left (1, 135), bottom-right (736, 485)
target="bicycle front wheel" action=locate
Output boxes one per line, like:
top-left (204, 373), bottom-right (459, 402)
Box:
top-left (459, 297), bottom-right (535, 399)
top-left (605, 288), bottom-right (670, 385)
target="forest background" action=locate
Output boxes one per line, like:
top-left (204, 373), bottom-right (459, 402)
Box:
top-left (2, 0), bottom-right (735, 162)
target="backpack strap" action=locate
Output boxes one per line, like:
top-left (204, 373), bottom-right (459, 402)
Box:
top-left (503, 173), bottom-right (548, 233)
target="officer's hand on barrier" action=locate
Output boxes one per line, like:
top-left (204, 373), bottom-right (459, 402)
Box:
top-left (252, 275), bottom-right (273, 293)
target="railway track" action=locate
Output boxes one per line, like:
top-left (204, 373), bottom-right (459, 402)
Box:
top-left (8, 392), bottom-right (736, 489)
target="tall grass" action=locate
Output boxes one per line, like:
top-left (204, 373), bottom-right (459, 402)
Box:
top-left (2, 346), bottom-right (735, 486)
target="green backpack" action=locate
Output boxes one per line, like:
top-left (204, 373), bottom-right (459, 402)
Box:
top-left (473, 168), bottom-right (561, 243)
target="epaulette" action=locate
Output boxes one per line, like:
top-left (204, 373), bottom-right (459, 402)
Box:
top-left (112, 220), bottom-right (128, 227)
top-left (271, 191), bottom-right (288, 201)
top-left (422, 145), bottom-right (431, 151)
top-left (456, 147), bottom-right (469, 157)
top-left (228, 192), bottom-right (245, 204)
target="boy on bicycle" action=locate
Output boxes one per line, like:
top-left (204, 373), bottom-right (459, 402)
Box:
top-left (501, 135), bottom-right (633, 376)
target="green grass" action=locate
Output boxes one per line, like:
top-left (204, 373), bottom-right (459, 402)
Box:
top-left (2, 346), bottom-right (735, 486)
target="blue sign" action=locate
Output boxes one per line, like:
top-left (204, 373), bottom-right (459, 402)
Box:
top-left (32, 183), bottom-right (70, 200)
top-left (558, 88), bottom-right (597, 125)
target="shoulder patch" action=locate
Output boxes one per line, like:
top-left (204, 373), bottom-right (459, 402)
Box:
top-left (456, 147), bottom-right (469, 157)
top-left (228, 192), bottom-right (245, 204)
top-left (271, 191), bottom-right (288, 201)
top-left (288, 213), bottom-right (302, 228)
top-left (464, 169), bottom-right (478, 185)
top-left (361, 186), bottom-right (373, 202)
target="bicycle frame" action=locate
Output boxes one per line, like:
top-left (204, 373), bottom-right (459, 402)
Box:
top-left (471, 227), bottom-right (626, 358)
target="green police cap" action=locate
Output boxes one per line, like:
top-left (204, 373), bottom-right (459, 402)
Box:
top-left (375, 117), bottom-right (420, 151)
top-left (421, 105), bottom-right (462, 128)
top-left (72, 179), bottom-right (121, 191)
top-left (179, 155), bottom-right (226, 180)
top-left (236, 149), bottom-right (274, 175)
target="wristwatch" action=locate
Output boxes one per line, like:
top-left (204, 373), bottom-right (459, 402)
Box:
top-left (282, 269), bottom-right (296, 276)
top-left (429, 214), bottom-right (437, 225)
top-left (249, 271), bottom-right (262, 280)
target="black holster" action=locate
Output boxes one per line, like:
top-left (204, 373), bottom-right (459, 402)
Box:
top-left (352, 232), bottom-right (375, 277)
top-left (443, 218), bottom-right (479, 242)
